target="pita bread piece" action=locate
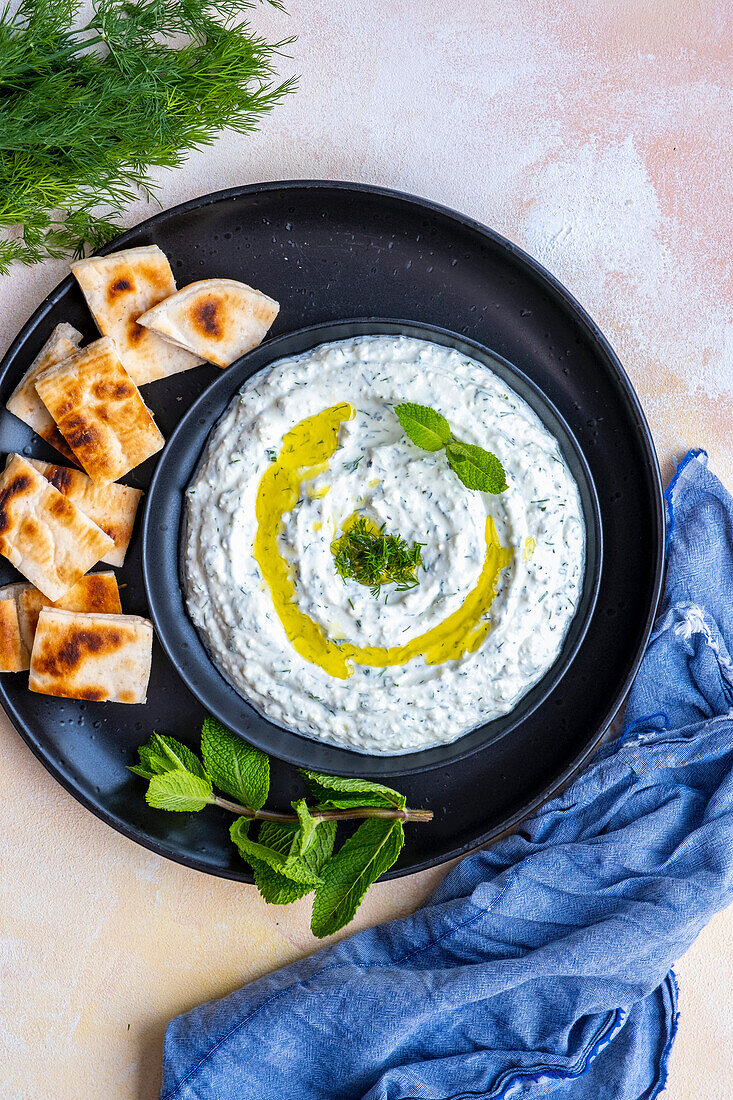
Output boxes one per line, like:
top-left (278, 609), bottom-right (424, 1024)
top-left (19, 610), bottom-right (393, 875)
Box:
top-left (71, 245), bottom-right (202, 385)
top-left (137, 278), bottom-right (279, 368)
top-left (29, 608), bottom-right (153, 703)
top-left (17, 571), bottom-right (122, 654)
top-left (0, 572), bottom-right (121, 659)
top-left (0, 597), bottom-right (27, 671)
top-left (26, 458), bottom-right (142, 567)
top-left (0, 455), bottom-right (114, 601)
top-left (5, 323), bottom-right (82, 461)
top-left (34, 337), bottom-right (164, 486)
top-left (0, 582), bottom-right (35, 670)
top-left (0, 580), bottom-right (41, 670)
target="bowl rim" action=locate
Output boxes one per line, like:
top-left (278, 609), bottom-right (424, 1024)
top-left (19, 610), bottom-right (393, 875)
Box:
top-left (142, 317), bottom-right (603, 777)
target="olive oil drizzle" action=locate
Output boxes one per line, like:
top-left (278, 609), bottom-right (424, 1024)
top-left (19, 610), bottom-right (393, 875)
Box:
top-left (254, 403), bottom-right (512, 680)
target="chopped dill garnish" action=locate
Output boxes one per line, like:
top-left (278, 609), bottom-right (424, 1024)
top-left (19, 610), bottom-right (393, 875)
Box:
top-left (343, 457), bottom-right (363, 473)
top-left (332, 517), bottom-right (423, 598)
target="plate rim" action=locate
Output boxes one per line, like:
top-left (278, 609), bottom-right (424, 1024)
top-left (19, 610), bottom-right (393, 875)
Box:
top-left (0, 180), bottom-right (665, 881)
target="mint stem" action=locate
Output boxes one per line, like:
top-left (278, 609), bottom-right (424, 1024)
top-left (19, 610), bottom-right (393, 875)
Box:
top-left (211, 794), bottom-right (433, 824)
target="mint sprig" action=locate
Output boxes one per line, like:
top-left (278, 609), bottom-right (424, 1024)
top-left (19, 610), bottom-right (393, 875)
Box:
top-left (129, 721), bottom-right (432, 937)
top-left (394, 402), bottom-right (507, 494)
top-left (394, 403), bottom-right (451, 451)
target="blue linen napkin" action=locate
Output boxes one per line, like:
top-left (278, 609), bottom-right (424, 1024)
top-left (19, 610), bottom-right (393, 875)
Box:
top-left (160, 449), bottom-right (733, 1100)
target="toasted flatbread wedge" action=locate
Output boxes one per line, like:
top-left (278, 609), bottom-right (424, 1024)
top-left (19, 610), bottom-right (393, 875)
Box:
top-left (29, 608), bottom-right (153, 703)
top-left (0, 571), bottom-right (122, 660)
top-left (18, 571), bottom-right (122, 654)
top-left (71, 245), bottom-right (203, 385)
top-left (137, 278), bottom-right (279, 368)
top-left (0, 455), bottom-right (114, 600)
top-left (0, 597), bottom-right (28, 672)
top-left (26, 458), bottom-right (142, 567)
top-left (34, 337), bottom-right (164, 486)
top-left (5, 324), bottom-right (83, 461)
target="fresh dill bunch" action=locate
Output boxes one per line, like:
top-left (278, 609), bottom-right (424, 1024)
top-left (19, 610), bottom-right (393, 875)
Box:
top-left (0, 0), bottom-right (296, 274)
top-left (332, 518), bottom-right (424, 599)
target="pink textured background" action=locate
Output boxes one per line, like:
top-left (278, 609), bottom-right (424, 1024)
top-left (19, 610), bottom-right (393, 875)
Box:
top-left (0, 2), bottom-right (731, 1096)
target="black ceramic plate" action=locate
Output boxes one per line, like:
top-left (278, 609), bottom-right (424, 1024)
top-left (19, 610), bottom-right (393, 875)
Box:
top-left (143, 319), bottom-right (603, 777)
top-left (0, 182), bottom-right (663, 880)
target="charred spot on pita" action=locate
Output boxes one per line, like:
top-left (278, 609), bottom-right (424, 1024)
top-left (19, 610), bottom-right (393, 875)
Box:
top-left (108, 276), bottom-right (134, 301)
top-left (192, 297), bottom-right (224, 338)
top-left (0, 474), bottom-right (31, 533)
top-left (140, 264), bottom-right (170, 295)
top-left (84, 576), bottom-right (111, 609)
top-left (19, 516), bottom-right (39, 541)
top-left (36, 624), bottom-right (126, 677)
top-left (92, 379), bottom-right (134, 401)
top-left (63, 417), bottom-right (100, 452)
top-left (128, 319), bottom-right (146, 345)
top-left (45, 465), bottom-right (74, 494)
top-left (77, 686), bottom-right (106, 701)
top-left (47, 494), bottom-right (76, 521)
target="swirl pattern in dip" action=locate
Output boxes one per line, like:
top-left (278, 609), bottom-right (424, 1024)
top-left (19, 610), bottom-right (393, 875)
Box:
top-left (184, 336), bottom-right (585, 754)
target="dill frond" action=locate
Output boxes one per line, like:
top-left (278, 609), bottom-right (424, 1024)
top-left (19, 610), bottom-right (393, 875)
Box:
top-left (0, 0), bottom-right (296, 274)
top-left (332, 518), bottom-right (424, 599)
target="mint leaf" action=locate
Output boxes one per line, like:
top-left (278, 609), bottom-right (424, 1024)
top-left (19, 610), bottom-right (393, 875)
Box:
top-left (145, 769), bottom-right (213, 812)
top-left (257, 821), bottom-right (298, 858)
top-left (300, 770), bottom-right (407, 810)
top-left (256, 821), bottom-right (300, 870)
top-left (311, 819), bottom-right (405, 938)
top-left (249, 859), bottom-right (314, 905)
top-left (130, 732), bottom-right (207, 781)
top-left (131, 734), bottom-right (212, 811)
top-left (155, 734), bottom-right (208, 779)
top-left (446, 441), bottom-right (507, 494)
top-left (260, 820), bottom-right (337, 876)
top-left (250, 820), bottom-right (338, 904)
top-left (292, 798), bottom-right (318, 856)
top-left (230, 817), bottom-right (324, 887)
top-left (201, 716), bottom-right (269, 810)
top-left (129, 762), bottom-right (157, 780)
top-left (394, 403), bottom-right (451, 451)
top-left (232, 820), bottom-right (307, 906)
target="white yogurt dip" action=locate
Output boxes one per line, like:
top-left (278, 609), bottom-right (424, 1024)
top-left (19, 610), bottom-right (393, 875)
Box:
top-left (184, 336), bottom-right (586, 754)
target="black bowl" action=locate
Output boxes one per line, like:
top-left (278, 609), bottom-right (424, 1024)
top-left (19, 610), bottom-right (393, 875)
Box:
top-left (142, 319), bottom-right (602, 777)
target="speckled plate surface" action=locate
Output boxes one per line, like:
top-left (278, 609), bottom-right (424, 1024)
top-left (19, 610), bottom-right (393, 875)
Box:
top-left (0, 181), bottom-right (664, 880)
